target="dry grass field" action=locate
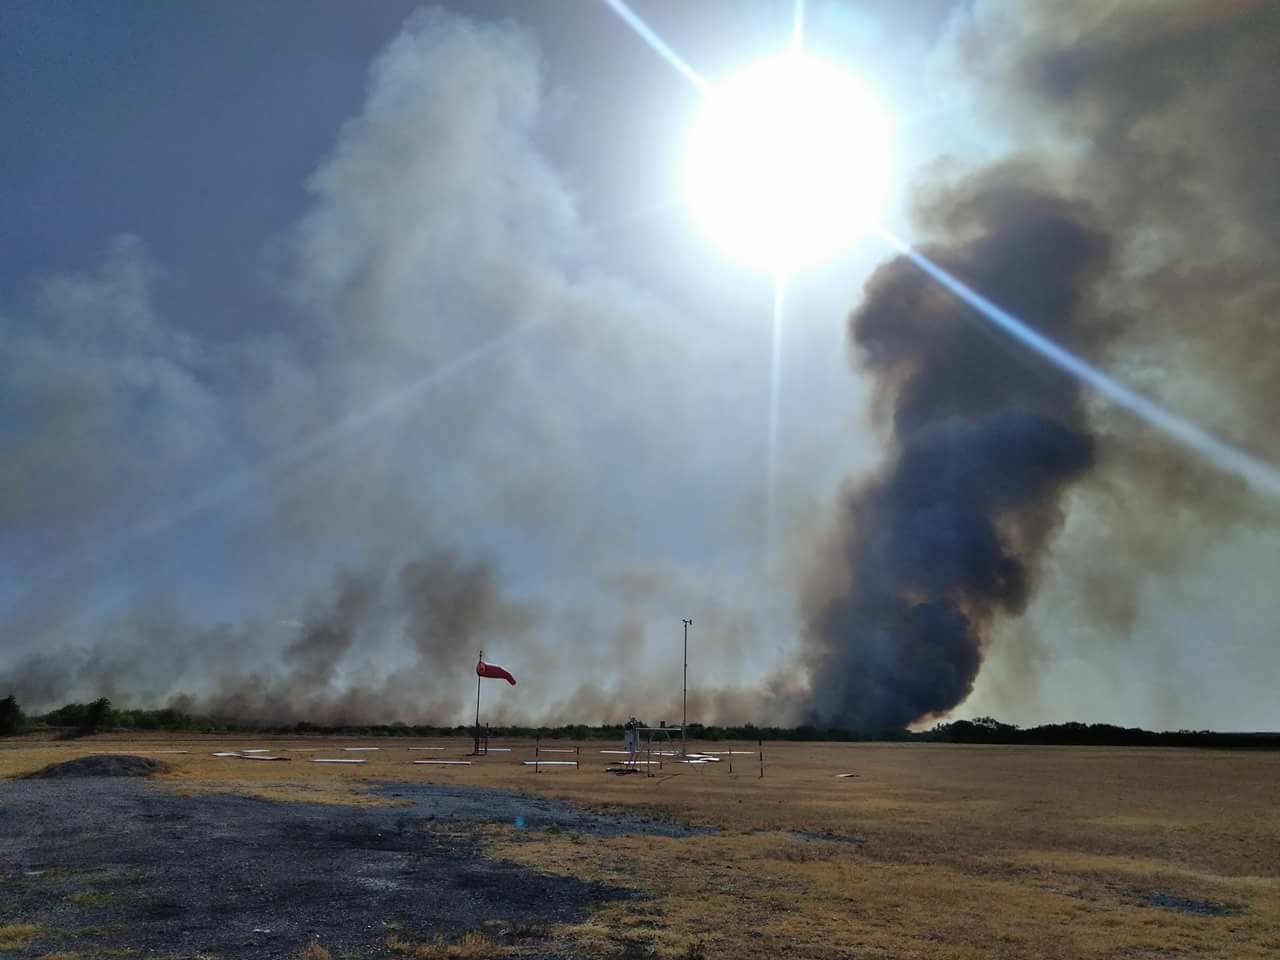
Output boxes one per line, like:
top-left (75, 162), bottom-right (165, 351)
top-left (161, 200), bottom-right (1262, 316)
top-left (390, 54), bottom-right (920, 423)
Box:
top-left (2, 733), bottom-right (1278, 959)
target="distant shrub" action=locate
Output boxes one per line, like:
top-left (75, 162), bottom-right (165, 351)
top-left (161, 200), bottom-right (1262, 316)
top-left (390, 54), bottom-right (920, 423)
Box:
top-left (77, 698), bottom-right (114, 736)
top-left (0, 695), bottom-right (25, 736)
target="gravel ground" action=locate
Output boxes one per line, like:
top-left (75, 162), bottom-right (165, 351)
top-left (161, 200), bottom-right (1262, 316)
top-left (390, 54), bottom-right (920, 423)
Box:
top-left (21, 754), bottom-right (171, 778)
top-left (0, 774), bottom-right (684, 959)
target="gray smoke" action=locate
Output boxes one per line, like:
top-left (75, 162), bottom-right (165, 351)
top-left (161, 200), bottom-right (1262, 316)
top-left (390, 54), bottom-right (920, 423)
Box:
top-left (803, 0), bottom-right (1280, 729)
top-left (802, 171), bottom-right (1109, 730)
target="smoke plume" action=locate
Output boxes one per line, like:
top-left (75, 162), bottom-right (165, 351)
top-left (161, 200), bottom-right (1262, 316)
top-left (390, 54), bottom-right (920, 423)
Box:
top-left (804, 0), bottom-right (1280, 729)
top-left (802, 172), bottom-right (1110, 729)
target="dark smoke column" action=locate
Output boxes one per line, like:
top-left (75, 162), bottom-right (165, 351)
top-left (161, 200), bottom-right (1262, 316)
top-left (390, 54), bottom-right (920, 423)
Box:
top-left (802, 172), bottom-right (1112, 731)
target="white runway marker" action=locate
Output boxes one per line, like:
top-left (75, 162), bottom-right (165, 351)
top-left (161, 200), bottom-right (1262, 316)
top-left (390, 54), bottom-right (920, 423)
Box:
top-left (311, 758), bottom-right (367, 764)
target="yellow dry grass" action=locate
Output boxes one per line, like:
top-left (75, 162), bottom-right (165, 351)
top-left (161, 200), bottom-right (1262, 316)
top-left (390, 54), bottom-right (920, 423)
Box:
top-left (4, 734), bottom-right (1279, 958)
top-left (0, 923), bottom-right (42, 950)
top-left (386, 930), bottom-right (506, 958)
top-left (65, 891), bottom-right (114, 907)
top-left (292, 942), bottom-right (332, 960)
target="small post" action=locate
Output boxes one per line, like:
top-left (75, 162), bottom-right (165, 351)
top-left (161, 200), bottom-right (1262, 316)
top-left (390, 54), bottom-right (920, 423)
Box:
top-left (536, 734), bottom-right (541, 758)
top-left (758, 737), bottom-right (764, 778)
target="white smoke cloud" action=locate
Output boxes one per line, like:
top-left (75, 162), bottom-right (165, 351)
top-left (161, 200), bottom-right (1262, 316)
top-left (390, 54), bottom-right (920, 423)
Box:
top-left (0, 9), bottom-right (783, 724)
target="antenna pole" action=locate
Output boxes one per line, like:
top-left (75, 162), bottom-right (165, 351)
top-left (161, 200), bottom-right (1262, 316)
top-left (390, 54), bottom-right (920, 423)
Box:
top-left (682, 618), bottom-right (692, 757)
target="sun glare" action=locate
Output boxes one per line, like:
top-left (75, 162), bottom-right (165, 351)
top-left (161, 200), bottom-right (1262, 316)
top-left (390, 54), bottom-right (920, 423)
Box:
top-left (683, 53), bottom-right (894, 274)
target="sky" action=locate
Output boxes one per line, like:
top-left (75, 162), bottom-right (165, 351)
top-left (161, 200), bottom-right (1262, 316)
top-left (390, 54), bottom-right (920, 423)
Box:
top-left (2, 0), bottom-right (1277, 731)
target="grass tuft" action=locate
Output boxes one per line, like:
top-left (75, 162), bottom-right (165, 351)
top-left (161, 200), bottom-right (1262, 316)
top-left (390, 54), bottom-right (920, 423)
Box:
top-left (0, 923), bottom-right (41, 950)
top-left (386, 929), bottom-right (507, 958)
top-left (507, 920), bottom-right (550, 940)
top-left (66, 891), bottom-right (115, 907)
top-left (614, 939), bottom-right (657, 959)
top-left (293, 943), bottom-right (331, 960)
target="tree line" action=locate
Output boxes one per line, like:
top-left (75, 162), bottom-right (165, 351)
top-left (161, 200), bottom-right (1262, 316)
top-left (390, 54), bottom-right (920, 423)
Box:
top-left (2, 696), bottom-right (1278, 749)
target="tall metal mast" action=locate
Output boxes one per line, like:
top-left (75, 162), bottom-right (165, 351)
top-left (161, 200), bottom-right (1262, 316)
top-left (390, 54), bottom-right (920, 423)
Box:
top-left (681, 618), bottom-right (692, 757)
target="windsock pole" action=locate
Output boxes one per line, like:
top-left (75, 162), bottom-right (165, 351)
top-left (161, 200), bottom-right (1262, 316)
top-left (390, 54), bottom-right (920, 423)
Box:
top-left (474, 649), bottom-right (483, 756)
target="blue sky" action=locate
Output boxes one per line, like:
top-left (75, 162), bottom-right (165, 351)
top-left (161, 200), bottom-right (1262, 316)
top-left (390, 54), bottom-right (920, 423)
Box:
top-left (2, 1), bottom-right (1277, 729)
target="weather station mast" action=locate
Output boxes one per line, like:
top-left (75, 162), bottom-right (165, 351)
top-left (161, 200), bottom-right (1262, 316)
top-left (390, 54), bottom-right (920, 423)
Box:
top-left (682, 617), bottom-right (692, 757)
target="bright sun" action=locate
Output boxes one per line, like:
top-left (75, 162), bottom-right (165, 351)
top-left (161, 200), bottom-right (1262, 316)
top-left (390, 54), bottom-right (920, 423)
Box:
top-left (683, 53), bottom-right (894, 274)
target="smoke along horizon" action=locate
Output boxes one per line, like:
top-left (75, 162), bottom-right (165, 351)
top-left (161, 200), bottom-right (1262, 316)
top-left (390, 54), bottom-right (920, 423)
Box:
top-left (0, 543), bottom-right (799, 726)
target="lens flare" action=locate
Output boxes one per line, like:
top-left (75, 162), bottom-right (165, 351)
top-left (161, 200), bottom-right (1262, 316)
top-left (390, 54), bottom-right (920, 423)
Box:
top-left (683, 53), bottom-right (894, 274)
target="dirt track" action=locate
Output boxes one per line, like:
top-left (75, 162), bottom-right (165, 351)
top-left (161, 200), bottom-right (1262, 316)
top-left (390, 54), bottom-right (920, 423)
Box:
top-left (0, 776), bottom-right (686, 959)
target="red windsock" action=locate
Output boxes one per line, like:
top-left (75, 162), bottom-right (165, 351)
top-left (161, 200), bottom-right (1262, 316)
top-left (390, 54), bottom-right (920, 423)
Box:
top-left (476, 659), bottom-right (517, 685)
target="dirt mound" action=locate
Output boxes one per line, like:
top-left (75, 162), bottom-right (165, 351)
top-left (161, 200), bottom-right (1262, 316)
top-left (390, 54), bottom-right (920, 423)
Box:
top-left (25, 755), bottom-right (171, 779)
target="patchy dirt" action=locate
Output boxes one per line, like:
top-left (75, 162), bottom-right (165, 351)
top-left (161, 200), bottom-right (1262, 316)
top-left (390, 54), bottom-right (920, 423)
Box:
top-left (0, 778), bottom-right (667, 959)
top-left (22, 754), bottom-right (171, 779)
